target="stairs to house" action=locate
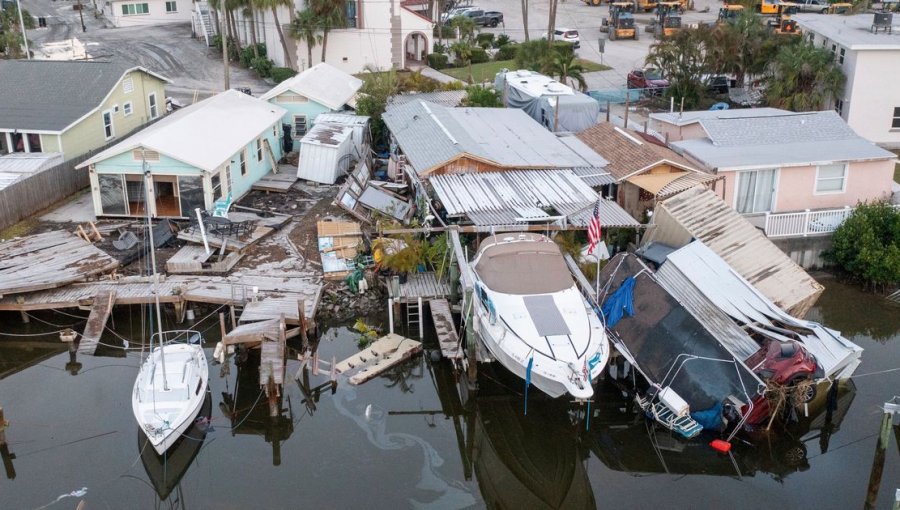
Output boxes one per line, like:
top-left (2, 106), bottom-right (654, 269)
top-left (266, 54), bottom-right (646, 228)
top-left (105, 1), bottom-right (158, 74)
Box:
top-left (196, 2), bottom-right (217, 47)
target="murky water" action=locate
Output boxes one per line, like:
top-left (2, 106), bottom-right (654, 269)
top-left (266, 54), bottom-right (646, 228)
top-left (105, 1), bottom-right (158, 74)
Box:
top-left (0, 275), bottom-right (898, 509)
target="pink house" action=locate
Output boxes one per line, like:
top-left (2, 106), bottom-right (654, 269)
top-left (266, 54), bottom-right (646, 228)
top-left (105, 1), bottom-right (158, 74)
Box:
top-left (650, 109), bottom-right (897, 236)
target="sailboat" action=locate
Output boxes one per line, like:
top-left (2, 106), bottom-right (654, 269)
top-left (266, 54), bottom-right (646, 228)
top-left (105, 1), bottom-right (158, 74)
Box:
top-left (132, 167), bottom-right (209, 455)
top-left (471, 233), bottom-right (609, 400)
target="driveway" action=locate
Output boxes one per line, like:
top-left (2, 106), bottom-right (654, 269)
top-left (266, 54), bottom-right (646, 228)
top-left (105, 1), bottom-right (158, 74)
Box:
top-left (23, 0), bottom-right (269, 103)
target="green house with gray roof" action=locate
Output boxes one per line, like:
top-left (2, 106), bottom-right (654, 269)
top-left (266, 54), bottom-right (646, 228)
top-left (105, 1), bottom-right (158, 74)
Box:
top-left (0, 60), bottom-right (170, 161)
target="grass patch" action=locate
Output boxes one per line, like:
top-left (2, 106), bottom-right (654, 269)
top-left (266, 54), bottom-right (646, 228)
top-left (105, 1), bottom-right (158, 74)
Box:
top-left (439, 58), bottom-right (610, 83)
top-left (0, 217), bottom-right (38, 240)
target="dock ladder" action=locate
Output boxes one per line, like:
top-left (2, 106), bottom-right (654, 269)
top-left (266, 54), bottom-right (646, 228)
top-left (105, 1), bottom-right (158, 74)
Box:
top-left (406, 297), bottom-right (423, 338)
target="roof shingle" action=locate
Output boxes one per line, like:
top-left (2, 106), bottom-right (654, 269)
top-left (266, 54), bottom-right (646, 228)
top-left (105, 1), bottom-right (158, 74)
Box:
top-left (576, 122), bottom-right (700, 180)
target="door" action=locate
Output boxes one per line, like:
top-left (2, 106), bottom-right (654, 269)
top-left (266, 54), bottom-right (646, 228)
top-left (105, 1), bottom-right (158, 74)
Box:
top-left (153, 179), bottom-right (180, 217)
top-left (735, 169), bottom-right (777, 214)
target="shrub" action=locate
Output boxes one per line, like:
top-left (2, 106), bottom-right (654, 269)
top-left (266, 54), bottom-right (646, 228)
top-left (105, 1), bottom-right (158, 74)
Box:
top-left (828, 202), bottom-right (900, 289)
top-left (427, 53), bottom-right (450, 70)
top-left (514, 40), bottom-right (574, 72)
top-left (240, 43), bottom-right (267, 67)
top-left (433, 24), bottom-right (455, 39)
top-left (495, 43), bottom-right (517, 61)
top-left (470, 47), bottom-right (489, 64)
top-left (476, 33), bottom-right (495, 49)
top-left (463, 85), bottom-right (502, 107)
top-left (251, 56), bottom-right (274, 78)
top-left (270, 67), bottom-right (297, 83)
top-left (433, 41), bottom-right (447, 54)
top-left (494, 33), bottom-right (511, 48)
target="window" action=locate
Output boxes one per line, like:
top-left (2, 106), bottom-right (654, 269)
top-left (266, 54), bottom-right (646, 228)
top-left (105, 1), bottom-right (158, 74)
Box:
top-left (121, 3), bottom-right (149, 15)
top-left (239, 149), bottom-right (247, 176)
top-left (273, 124), bottom-right (278, 137)
top-left (123, 101), bottom-right (133, 116)
top-left (165, 0), bottom-right (177, 12)
top-left (893, 107), bottom-right (900, 129)
top-left (256, 138), bottom-right (263, 162)
top-left (122, 77), bottom-right (134, 94)
top-left (294, 115), bottom-right (308, 136)
top-left (102, 110), bottom-right (114, 140)
top-left (838, 48), bottom-right (845, 65)
top-left (148, 92), bottom-right (158, 119)
top-left (178, 176), bottom-right (204, 215)
top-left (834, 98), bottom-right (843, 116)
top-left (346, 0), bottom-right (358, 28)
top-left (735, 169), bottom-right (777, 214)
top-left (816, 163), bottom-right (847, 193)
top-left (98, 174), bottom-right (127, 215)
top-left (211, 171), bottom-right (222, 199)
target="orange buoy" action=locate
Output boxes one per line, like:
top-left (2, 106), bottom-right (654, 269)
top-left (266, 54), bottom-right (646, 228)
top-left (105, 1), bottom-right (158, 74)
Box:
top-left (710, 439), bottom-right (732, 453)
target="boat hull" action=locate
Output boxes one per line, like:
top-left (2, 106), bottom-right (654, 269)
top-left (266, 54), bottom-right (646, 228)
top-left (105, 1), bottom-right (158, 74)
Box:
top-left (133, 343), bottom-right (209, 455)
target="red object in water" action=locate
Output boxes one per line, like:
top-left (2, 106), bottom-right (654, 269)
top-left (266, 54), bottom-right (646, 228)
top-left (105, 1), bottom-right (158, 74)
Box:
top-left (710, 439), bottom-right (732, 453)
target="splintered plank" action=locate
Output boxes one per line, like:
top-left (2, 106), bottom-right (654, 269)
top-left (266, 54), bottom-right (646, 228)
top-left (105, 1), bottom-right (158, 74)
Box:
top-left (334, 334), bottom-right (422, 385)
top-left (239, 295), bottom-right (321, 325)
top-left (429, 299), bottom-right (461, 360)
top-left (78, 290), bottom-right (117, 355)
top-left (259, 337), bottom-right (285, 385)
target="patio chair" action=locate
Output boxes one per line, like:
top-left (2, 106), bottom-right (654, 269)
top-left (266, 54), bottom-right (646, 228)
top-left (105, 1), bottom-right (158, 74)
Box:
top-left (112, 230), bottom-right (139, 251)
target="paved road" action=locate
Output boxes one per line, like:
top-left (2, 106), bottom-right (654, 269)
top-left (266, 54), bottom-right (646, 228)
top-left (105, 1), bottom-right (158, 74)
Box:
top-left (476, 0), bottom-right (722, 90)
top-left (22, 0), bottom-right (269, 103)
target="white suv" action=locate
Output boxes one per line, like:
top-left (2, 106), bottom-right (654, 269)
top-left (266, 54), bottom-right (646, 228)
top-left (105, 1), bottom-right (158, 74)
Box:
top-left (543, 28), bottom-right (580, 48)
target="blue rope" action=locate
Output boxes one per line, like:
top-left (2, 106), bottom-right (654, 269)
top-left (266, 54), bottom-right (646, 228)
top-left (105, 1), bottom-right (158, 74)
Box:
top-left (586, 400), bottom-right (591, 431)
top-left (524, 357), bottom-right (533, 416)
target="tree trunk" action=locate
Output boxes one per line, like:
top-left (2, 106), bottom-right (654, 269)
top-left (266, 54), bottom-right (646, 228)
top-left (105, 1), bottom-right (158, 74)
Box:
top-left (547, 0), bottom-right (557, 48)
top-left (321, 29), bottom-right (329, 63)
top-left (521, 0), bottom-right (529, 42)
top-left (249, 9), bottom-right (259, 59)
top-left (307, 39), bottom-right (314, 70)
top-left (271, 7), bottom-right (295, 69)
top-left (229, 9), bottom-right (243, 55)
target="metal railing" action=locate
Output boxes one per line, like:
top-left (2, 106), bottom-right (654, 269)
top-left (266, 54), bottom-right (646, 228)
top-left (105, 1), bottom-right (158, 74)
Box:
top-left (763, 205), bottom-right (900, 238)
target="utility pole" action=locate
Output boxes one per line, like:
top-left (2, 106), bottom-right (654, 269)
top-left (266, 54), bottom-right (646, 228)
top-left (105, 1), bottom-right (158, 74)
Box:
top-left (15, 0), bottom-right (30, 59)
top-left (221, 8), bottom-right (230, 90)
top-left (77, 0), bottom-right (86, 32)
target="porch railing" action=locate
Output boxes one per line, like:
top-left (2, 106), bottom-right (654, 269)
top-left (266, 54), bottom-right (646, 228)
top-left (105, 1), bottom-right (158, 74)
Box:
top-left (764, 205), bottom-right (900, 238)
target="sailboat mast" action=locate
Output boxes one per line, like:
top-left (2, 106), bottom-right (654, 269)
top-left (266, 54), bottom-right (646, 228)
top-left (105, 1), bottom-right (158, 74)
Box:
top-left (143, 151), bottom-right (169, 391)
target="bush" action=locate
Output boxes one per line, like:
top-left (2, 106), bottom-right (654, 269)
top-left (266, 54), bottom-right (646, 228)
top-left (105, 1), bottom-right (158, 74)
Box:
top-left (495, 43), bottom-right (517, 61)
top-left (433, 24), bottom-right (455, 39)
top-left (240, 43), bottom-right (267, 67)
top-left (470, 47), bottom-right (489, 64)
top-left (270, 67), bottom-right (297, 83)
top-left (427, 53), bottom-right (450, 70)
top-left (463, 85), bottom-right (502, 107)
top-left (433, 42), bottom-right (447, 54)
top-left (493, 34), bottom-right (511, 48)
top-left (514, 40), bottom-right (574, 72)
top-left (476, 33), bottom-right (495, 49)
top-left (251, 56), bottom-right (274, 78)
top-left (828, 202), bottom-right (900, 289)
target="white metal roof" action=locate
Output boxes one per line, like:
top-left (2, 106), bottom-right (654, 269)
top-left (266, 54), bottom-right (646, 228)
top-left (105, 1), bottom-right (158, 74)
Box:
top-left (260, 63), bottom-right (363, 110)
top-left (650, 108), bottom-right (790, 127)
top-left (300, 123), bottom-right (353, 148)
top-left (793, 13), bottom-right (900, 50)
top-left (78, 90), bottom-right (286, 172)
top-left (314, 113), bottom-right (370, 127)
top-left (500, 69), bottom-right (575, 99)
top-left (0, 152), bottom-right (65, 191)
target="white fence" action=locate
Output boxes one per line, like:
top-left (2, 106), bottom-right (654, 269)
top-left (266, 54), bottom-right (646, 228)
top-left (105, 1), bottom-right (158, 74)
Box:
top-left (764, 205), bottom-right (900, 238)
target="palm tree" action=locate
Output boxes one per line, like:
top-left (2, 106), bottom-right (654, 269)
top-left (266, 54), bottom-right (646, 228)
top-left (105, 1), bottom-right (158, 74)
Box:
top-left (309, 0), bottom-right (347, 63)
top-left (450, 15), bottom-right (476, 42)
top-left (289, 9), bottom-right (322, 70)
top-left (766, 40), bottom-right (845, 111)
top-left (545, 52), bottom-right (587, 91)
top-left (450, 41), bottom-right (474, 83)
top-left (521, 0), bottom-right (529, 42)
top-left (225, 0), bottom-right (244, 55)
top-left (242, 1), bottom-right (259, 59)
top-left (547, 0), bottom-right (558, 47)
top-left (255, 0), bottom-right (295, 69)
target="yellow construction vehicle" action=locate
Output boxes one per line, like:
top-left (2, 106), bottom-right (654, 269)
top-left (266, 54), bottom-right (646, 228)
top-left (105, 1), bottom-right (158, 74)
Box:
top-left (604, 2), bottom-right (639, 40)
top-left (654, 2), bottom-right (683, 37)
top-left (770, 4), bottom-right (802, 35)
top-left (636, 0), bottom-right (660, 12)
top-left (718, 3), bottom-right (745, 23)
top-left (582, 0), bottom-right (604, 6)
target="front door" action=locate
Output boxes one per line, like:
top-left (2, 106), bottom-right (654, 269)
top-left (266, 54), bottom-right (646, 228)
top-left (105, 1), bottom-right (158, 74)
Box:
top-left (735, 169), bottom-right (777, 214)
top-left (154, 180), bottom-right (180, 217)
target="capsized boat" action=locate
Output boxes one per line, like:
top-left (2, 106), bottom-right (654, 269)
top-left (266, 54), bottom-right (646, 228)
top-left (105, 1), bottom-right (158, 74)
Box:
top-left (133, 330), bottom-right (209, 455)
top-left (471, 233), bottom-right (609, 400)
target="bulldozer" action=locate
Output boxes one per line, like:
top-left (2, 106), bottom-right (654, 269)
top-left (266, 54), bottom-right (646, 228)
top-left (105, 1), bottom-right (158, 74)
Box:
top-left (654, 2), bottom-right (683, 37)
top-left (770, 4), bottom-right (802, 35)
top-left (603, 2), bottom-right (639, 40)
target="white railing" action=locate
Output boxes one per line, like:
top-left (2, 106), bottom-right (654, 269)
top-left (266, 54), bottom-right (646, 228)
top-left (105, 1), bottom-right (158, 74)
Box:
top-left (764, 204), bottom-right (900, 238)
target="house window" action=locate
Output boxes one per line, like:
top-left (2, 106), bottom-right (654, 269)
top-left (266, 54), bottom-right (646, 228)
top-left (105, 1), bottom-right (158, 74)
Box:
top-left (273, 125), bottom-right (278, 137)
top-left (178, 176), bottom-right (204, 215)
top-left (165, 0), bottom-right (177, 12)
top-left (102, 110), bottom-right (114, 140)
top-left (98, 174), bottom-right (127, 215)
top-left (735, 169), bottom-right (777, 214)
top-left (256, 138), bottom-right (263, 162)
top-left (121, 3), bottom-right (149, 15)
top-left (893, 107), bottom-right (900, 129)
top-left (123, 101), bottom-right (133, 116)
top-left (148, 92), bottom-right (158, 119)
top-left (816, 163), bottom-right (847, 194)
top-left (122, 78), bottom-right (134, 93)
top-left (239, 149), bottom-right (247, 176)
top-left (838, 48), bottom-right (845, 65)
top-left (346, 0), bottom-right (358, 28)
top-left (294, 115), bottom-right (308, 136)
top-left (834, 98), bottom-right (844, 116)
top-left (211, 172), bottom-right (222, 199)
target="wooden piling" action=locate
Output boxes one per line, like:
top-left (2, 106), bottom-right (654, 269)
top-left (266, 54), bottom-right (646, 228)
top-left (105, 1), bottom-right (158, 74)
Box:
top-left (218, 312), bottom-right (227, 339)
top-left (297, 299), bottom-right (308, 351)
top-left (174, 301), bottom-right (187, 324)
top-left (865, 400), bottom-right (898, 510)
top-left (464, 288), bottom-right (477, 386)
top-left (19, 311), bottom-right (28, 324)
top-left (0, 405), bottom-right (15, 480)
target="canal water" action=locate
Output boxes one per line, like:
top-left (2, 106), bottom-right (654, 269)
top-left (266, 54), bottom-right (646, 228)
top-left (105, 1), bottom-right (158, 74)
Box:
top-left (0, 276), bottom-right (898, 509)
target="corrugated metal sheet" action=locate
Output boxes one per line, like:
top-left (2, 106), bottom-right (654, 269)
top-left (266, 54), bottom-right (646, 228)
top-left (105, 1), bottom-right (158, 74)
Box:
top-left (656, 172), bottom-right (721, 198)
top-left (648, 187), bottom-right (823, 316)
top-left (429, 170), bottom-right (638, 228)
top-left (0, 152), bottom-right (64, 191)
top-left (388, 90), bottom-right (466, 108)
top-left (571, 166), bottom-right (616, 187)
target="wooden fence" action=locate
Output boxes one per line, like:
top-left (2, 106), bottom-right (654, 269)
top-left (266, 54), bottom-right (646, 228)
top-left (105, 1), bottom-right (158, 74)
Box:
top-left (0, 121), bottom-right (161, 232)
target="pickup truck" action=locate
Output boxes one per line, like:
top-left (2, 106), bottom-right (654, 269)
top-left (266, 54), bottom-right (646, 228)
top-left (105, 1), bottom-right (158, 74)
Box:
top-left (791, 0), bottom-right (851, 13)
top-left (457, 9), bottom-right (504, 27)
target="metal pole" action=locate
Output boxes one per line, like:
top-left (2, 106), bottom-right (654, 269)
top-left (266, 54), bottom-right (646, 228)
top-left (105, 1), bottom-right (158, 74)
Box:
top-left (221, 7), bottom-right (230, 90)
top-left (143, 153), bottom-right (168, 391)
top-left (77, 0), bottom-right (86, 32)
top-left (15, 0), bottom-right (29, 59)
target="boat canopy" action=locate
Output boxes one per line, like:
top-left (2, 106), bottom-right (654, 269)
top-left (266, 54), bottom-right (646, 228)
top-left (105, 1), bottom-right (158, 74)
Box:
top-left (475, 236), bottom-right (573, 295)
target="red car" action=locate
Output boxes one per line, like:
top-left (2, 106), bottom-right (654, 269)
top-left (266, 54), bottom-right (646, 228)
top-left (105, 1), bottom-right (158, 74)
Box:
top-left (743, 340), bottom-right (823, 425)
top-left (626, 68), bottom-right (669, 94)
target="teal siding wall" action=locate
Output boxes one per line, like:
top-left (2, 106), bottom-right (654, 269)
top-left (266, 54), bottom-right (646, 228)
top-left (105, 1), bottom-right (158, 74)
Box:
top-left (94, 150), bottom-right (203, 175)
top-left (267, 98), bottom-right (333, 136)
top-left (225, 123), bottom-right (284, 200)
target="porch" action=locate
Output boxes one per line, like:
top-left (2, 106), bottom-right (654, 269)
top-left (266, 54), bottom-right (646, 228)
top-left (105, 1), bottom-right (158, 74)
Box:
top-left (761, 204), bottom-right (900, 238)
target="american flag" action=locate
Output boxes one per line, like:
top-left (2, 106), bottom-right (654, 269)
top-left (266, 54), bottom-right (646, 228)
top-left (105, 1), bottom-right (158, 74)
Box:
top-left (587, 200), bottom-right (602, 254)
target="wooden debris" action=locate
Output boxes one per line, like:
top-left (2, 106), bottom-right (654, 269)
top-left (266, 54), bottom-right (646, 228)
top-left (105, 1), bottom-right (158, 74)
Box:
top-left (78, 290), bottom-right (116, 355)
top-left (334, 333), bottom-right (422, 385)
top-left (429, 298), bottom-right (461, 361)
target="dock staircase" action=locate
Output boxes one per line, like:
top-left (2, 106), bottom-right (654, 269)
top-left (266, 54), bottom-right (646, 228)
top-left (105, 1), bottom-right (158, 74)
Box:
top-left (406, 299), bottom-right (421, 337)
top-left (195, 2), bottom-right (217, 47)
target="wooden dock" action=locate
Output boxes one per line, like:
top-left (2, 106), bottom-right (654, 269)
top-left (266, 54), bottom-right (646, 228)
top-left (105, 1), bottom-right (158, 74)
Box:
top-left (78, 290), bottom-right (116, 355)
top-left (176, 210), bottom-right (291, 253)
top-left (252, 171), bottom-right (298, 193)
top-left (429, 299), bottom-right (461, 361)
top-left (165, 245), bottom-right (244, 274)
top-left (334, 333), bottom-right (422, 385)
top-left (0, 231), bottom-right (119, 298)
top-left (239, 296), bottom-right (319, 326)
top-left (222, 317), bottom-right (287, 416)
top-left (388, 272), bottom-right (450, 303)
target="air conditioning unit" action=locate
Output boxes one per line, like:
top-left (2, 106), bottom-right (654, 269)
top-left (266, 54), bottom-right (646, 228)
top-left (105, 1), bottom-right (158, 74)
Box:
top-left (872, 12), bottom-right (893, 34)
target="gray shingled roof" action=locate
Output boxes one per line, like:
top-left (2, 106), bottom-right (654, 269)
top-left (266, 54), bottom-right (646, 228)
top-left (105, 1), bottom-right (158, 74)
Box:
top-left (699, 111), bottom-right (858, 147)
top-left (0, 60), bottom-right (166, 132)
top-left (382, 101), bottom-right (602, 174)
top-left (388, 90), bottom-right (467, 108)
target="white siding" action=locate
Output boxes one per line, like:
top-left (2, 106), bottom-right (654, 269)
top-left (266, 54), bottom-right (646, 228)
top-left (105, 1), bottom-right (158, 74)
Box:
top-left (106, 0), bottom-right (192, 27)
top-left (297, 137), bottom-right (353, 184)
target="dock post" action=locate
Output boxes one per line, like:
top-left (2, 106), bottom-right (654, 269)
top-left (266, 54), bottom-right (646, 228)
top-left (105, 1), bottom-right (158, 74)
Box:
top-left (297, 299), bottom-right (309, 352)
top-left (19, 311), bottom-right (28, 324)
top-left (464, 289), bottom-right (477, 386)
top-left (865, 398), bottom-right (899, 510)
top-left (60, 329), bottom-right (81, 375)
top-left (229, 305), bottom-right (237, 329)
top-left (0, 406), bottom-right (15, 479)
top-left (388, 298), bottom-right (395, 334)
top-left (417, 297), bottom-right (424, 338)
top-left (174, 301), bottom-right (186, 324)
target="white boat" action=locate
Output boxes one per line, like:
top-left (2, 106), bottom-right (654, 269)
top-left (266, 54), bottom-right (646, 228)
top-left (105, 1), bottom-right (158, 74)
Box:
top-left (471, 233), bottom-right (609, 400)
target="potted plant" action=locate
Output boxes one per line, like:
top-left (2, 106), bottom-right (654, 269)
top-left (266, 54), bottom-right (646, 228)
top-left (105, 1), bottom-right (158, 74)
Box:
top-left (374, 235), bottom-right (422, 284)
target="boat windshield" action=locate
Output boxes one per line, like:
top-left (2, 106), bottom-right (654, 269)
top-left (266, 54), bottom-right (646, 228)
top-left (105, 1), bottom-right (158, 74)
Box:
top-left (475, 240), bottom-right (574, 295)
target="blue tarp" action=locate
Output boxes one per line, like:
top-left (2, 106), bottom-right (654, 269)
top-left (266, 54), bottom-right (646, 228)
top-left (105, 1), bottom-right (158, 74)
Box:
top-left (690, 402), bottom-right (724, 431)
top-left (602, 276), bottom-right (635, 328)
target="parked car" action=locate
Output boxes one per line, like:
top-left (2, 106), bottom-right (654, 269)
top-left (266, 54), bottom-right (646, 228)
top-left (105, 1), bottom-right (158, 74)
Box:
top-left (454, 9), bottom-right (504, 27)
top-left (794, 0), bottom-right (849, 13)
top-left (440, 6), bottom-right (477, 23)
top-left (627, 68), bottom-right (669, 93)
top-left (703, 74), bottom-right (733, 95)
top-left (542, 28), bottom-right (581, 48)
